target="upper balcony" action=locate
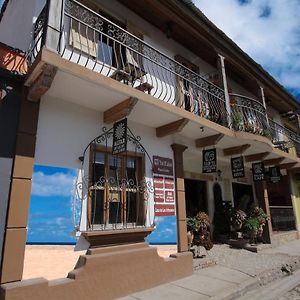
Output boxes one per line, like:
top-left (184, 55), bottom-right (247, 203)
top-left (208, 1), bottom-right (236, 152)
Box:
top-left (27, 0), bottom-right (300, 159)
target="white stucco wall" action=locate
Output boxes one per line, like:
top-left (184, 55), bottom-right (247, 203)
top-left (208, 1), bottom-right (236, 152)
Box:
top-left (35, 95), bottom-right (174, 230)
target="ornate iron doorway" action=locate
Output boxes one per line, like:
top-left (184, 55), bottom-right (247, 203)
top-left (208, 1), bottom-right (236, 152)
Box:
top-left (73, 125), bottom-right (155, 232)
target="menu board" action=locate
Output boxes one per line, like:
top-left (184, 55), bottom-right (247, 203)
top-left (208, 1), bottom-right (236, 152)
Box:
top-left (153, 156), bottom-right (175, 216)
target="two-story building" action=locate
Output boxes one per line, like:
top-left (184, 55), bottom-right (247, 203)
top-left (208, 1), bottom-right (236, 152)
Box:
top-left (0, 0), bottom-right (300, 299)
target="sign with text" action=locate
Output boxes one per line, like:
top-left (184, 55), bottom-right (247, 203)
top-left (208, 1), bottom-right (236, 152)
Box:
top-left (202, 148), bottom-right (217, 173)
top-left (252, 162), bottom-right (265, 182)
top-left (231, 156), bottom-right (245, 178)
top-left (153, 156), bottom-right (174, 176)
top-left (112, 118), bottom-right (127, 155)
top-left (269, 166), bottom-right (281, 183)
top-left (154, 204), bottom-right (175, 216)
top-left (165, 190), bottom-right (175, 203)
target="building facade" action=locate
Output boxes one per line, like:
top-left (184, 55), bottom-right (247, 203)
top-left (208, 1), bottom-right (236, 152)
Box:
top-left (0, 0), bottom-right (300, 298)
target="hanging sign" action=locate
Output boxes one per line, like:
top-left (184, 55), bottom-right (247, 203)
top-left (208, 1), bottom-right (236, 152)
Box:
top-left (252, 162), bottom-right (265, 181)
top-left (202, 148), bottom-right (217, 173)
top-left (269, 166), bottom-right (281, 183)
top-left (112, 118), bottom-right (127, 155)
top-left (153, 156), bottom-right (173, 176)
top-left (231, 156), bottom-right (245, 178)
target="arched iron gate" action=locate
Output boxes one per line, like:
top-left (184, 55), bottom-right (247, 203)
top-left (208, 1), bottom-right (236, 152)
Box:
top-left (73, 125), bottom-right (155, 232)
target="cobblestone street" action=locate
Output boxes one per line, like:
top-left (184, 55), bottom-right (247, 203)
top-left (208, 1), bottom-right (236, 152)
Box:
top-left (280, 285), bottom-right (300, 300)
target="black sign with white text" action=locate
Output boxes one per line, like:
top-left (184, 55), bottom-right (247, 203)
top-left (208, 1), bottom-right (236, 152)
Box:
top-left (231, 156), bottom-right (245, 178)
top-left (202, 148), bottom-right (217, 173)
top-left (252, 162), bottom-right (265, 181)
top-left (269, 166), bottom-right (281, 183)
top-left (112, 118), bottom-right (127, 155)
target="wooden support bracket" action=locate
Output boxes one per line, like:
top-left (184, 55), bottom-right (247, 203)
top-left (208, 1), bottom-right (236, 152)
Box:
top-left (103, 97), bottom-right (138, 124)
top-left (223, 144), bottom-right (251, 156)
top-left (156, 118), bottom-right (188, 138)
top-left (195, 133), bottom-right (224, 148)
top-left (27, 64), bottom-right (57, 102)
top-left (244, 152), bottom-right (270, 162)
top-left (263, 157), bottom-right (285, 166)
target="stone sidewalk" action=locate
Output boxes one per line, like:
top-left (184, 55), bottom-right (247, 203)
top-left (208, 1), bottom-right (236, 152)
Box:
top-left (118, 239), bottom-right (300, 300)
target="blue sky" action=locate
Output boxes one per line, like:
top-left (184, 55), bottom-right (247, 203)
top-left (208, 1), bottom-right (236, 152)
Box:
top-left (195, 0), bottom-right (300, 101)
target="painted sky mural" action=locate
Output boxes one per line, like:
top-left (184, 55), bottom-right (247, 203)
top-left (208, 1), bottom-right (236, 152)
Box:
top-left (27, 165), bottom-right (177, 245)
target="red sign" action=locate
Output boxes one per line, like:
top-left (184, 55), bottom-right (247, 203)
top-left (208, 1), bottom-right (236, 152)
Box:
top-left (164, 178), bottom-right (174, 189)
top-left (165, 190), bottom-right (174, 203)
top-left (154, 204), bottom-right (175, 216)
top-left (154, 190), bottom-right (164, 203)
top-left (153, 156), bottom-right (173, 176)
top-left (153, 176), bottom-right (164, 189)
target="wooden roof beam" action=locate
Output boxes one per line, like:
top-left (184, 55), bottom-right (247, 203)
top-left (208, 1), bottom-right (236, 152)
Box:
top-left (27, 64), bottom-right (57, 102)
top-left (156, 118), bottom-right (188, 138)
top-left (244, 152), bottom-right (270, 162)
top-left (104, 97), bottom-right (138, 124)
top-left (263, 157), bottom-right (285, 166)
top-left (223, 144), bottom-right (251, 156)
top-left (279, 162), bottom-right (298, 170)
top-left (195, 133), bottom-right (224, 148)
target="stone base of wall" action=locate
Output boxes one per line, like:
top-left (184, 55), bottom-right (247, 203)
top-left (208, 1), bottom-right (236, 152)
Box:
top-left (0, 242), bottom-right (193, 300)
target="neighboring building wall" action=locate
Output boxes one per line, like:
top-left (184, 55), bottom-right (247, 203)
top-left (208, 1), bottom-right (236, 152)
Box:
top-left (0, 0), bottom-right (46, 52)
top-left (0, 72), bottom-right (22, 274)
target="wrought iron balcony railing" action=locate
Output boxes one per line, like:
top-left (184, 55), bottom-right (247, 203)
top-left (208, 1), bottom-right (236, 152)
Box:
top-left (28, 0), bottom-right (300, 158)
top-left (229, 93), bottom-right (269, 134)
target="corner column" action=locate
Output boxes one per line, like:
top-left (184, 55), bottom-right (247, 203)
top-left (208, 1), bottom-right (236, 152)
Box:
top-left (259, 85), bottom-right (269, 126)
top-left (217, 54), bottom-right (231, 126)
top-left (171, 144), bottom-right (188, 252)
top-left (254, 181), bottom-right (272, 243)
top-left (0, 91), bottom-right (40, 284)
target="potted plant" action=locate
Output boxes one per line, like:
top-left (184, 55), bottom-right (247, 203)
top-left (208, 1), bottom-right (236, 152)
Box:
top-left (231, 209), bottom-right (247, 232)
top-left (243, 206), bottom-right (269, 244)
top-left (231, 111), bottom-right (245, 131)
top-left (186, 212), bottom-right (213, 257)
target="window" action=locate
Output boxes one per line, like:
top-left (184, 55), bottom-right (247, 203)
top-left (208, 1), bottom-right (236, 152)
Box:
top-left (88, 147), bottom-right (145, 229)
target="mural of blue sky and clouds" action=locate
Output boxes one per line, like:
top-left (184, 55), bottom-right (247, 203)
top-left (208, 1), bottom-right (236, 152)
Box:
top-left (27, 165), bottom-right (177, 245)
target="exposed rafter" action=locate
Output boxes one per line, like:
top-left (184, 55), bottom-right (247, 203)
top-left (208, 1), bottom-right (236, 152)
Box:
top-left (195, 133), bottom-right (224, 148)
top-left (103, 97), bottom-right (138, 124)
top-left (156, 118), bottom-right (188, 138)
top-left (27, 64), bottom-right (57, 102)
top-left (244, 152), bottom-right (270, 162)
top-left (263, 157), bottom-right (285, 166)
top-left (279, 162), bottom-right (297, 170)
top-left (223, 144), bottom-right (250, 156)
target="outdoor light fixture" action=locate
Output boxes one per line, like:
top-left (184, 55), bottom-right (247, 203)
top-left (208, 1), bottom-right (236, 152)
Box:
top-left (165, 22), bottom-right (173, 38)
top-left (200, 126), bottom-right (204, 132)
top-left (78, 156), bottom-right (84, 162)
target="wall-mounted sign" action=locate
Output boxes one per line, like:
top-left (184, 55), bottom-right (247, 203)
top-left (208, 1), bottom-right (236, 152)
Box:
top-left (153, 156), bottom-right (175, 216)
top-left (202, 148), bottom-right (217, 173)
top-left (252, 162), bottom-right (265, 182)
top-left (231, 156), bottom-right (245, 178)
top-left (154, 204), bottom-right (175, 216)
top-left (112, 118), bottom-right (127, 155)
top-left (269, 166), bottom-right (281, 183)
top-left (153, 156), bottom-right (173, 176)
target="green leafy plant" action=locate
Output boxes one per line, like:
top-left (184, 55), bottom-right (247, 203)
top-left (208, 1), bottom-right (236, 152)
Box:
top-left (261, 128), bottom-right (272, 139)
top-left (244, 217), bottom-right (260, 240)
top-left (232, 112), bottom-right (245, 131)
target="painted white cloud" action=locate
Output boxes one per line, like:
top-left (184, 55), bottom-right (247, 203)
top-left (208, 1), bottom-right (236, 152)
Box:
top-left (194, 0), bottom-right (300, 96)
top-left (31, 171), bottom-right (76, 197)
